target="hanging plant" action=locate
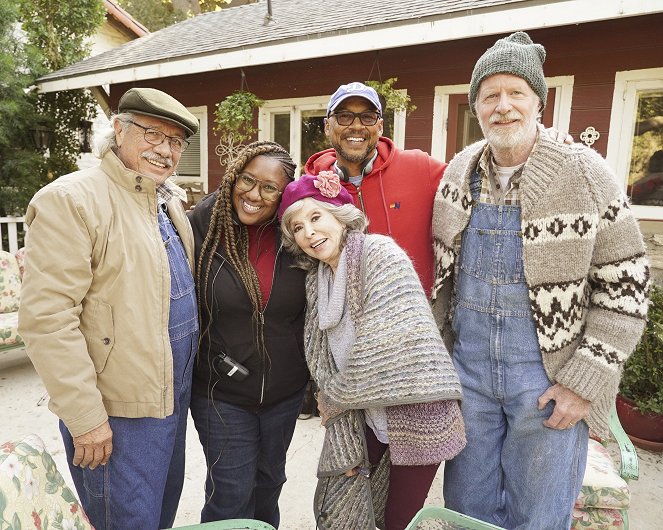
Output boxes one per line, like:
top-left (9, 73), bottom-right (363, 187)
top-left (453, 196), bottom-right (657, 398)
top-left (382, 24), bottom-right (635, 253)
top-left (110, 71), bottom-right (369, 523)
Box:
top-left (214, 90), bottom-right (264, 167)
top-left (365, 78), bottom-right (416, 114)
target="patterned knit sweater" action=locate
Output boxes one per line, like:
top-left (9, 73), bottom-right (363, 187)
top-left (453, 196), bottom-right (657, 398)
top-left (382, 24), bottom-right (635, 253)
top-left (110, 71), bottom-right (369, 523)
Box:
top-left (431, 132), bottom-right (649, 438)
top-left (305, 232), bottom-right (465, 529)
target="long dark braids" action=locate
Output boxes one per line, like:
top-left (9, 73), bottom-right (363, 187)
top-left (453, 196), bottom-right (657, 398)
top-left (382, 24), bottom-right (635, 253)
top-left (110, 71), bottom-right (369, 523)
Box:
top-left (196, 141), bottom-right (296, 369)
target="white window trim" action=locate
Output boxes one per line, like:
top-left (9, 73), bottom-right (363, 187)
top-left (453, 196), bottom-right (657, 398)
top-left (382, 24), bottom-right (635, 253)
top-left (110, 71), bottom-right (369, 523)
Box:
top-left (258, 94), bottom-right (406, 173)
top-left (175, 105), bottom-right (209, 192)
top-left (607, 67), bottom-right (663, 221)
top-left (431, 76), bottom-right (574, 163)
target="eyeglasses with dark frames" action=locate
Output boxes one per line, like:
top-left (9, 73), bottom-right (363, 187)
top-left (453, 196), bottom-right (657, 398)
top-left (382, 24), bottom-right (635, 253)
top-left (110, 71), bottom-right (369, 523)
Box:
top-left (329, 110), bottom-right (381, 127)
top-left (127, 120), bottom-right (190, 153)
top-left (235, 173), bottom-right (283, 202)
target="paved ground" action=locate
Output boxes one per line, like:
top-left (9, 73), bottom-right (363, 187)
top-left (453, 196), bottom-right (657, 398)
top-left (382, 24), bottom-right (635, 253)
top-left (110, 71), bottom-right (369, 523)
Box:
top-left (1, 349), bottom-right (661, 529)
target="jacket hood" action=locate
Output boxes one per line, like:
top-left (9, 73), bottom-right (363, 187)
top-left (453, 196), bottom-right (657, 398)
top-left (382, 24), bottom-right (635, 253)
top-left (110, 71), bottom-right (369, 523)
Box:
top-left (304, 136), bottom-right (396, 176)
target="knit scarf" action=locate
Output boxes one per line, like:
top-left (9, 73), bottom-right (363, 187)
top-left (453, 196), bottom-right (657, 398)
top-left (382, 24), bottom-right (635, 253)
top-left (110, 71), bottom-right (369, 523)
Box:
top-left (305, 232), bottom-right (465, 530)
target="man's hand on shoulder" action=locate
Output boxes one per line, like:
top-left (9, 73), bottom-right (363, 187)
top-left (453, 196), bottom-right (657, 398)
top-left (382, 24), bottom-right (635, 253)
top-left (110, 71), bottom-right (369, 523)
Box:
top-left (538, 123), bottom-right (573, 145)
top-left (72, 420), bottom-right (113, 469)
top-left (538, 383), bottom-right (590, 430)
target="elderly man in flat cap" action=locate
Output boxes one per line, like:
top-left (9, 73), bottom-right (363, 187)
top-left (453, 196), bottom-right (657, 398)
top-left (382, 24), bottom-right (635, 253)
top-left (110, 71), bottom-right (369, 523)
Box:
top-left (431, 32), bottom-right (649, 528)
top-left (19, 88), bottom-right (199, 529)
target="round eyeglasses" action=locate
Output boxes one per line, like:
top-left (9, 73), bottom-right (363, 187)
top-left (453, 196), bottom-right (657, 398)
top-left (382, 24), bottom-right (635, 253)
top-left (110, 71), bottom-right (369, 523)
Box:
top-left (235, 174), bottom-right (283, 202)
top-left (330, 110), bottom-right (381, 127)
top-left (127, 120), bottom-right (190, 153)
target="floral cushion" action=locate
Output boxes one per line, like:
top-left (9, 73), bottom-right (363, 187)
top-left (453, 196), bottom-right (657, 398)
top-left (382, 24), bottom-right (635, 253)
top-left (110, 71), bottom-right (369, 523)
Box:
top-left (575, 439), bottom-right (630, 510)
top-left (14, 247), bottom-right (25, 281)
top-left (572, 507), bottom-right (625, 530)
top-left (0, 311), bottom-right (21, 346)
top-left (0, 250), bottom-right (21, 313)
top-left (0, 434), bottom-right (93, 530)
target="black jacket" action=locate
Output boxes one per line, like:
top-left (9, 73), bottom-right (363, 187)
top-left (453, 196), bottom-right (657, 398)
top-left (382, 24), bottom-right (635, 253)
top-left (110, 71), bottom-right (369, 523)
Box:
top-left (189, 193), bottom-right (309, 409)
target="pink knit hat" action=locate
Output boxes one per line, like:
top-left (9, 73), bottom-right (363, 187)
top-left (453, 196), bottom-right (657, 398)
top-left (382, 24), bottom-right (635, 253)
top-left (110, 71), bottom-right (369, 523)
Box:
top-left (277, 171), bottom-right (354, 220)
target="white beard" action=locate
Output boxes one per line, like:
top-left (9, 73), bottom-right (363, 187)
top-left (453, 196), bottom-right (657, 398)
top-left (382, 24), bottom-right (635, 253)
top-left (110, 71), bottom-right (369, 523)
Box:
top-left (481, 111), bottom-right (535, 151)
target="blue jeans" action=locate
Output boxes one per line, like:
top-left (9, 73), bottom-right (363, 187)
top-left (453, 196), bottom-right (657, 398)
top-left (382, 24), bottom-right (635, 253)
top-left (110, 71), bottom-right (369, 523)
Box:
top-left (62, 206), bottom-right (198, 530)
top-left (443, 174), bottom-right (588, 530)
top-left (190, 386), bottom-right (305, 527)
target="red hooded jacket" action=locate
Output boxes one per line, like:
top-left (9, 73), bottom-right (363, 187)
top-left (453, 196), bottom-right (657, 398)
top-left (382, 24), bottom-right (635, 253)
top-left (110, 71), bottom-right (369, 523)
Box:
top-left (305, 137), bottom-right (446, 296)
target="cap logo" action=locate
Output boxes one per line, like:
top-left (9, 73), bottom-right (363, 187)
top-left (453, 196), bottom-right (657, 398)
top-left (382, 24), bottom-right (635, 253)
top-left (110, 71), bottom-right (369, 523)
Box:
top-left (345, 82), bottom-right (368, 93)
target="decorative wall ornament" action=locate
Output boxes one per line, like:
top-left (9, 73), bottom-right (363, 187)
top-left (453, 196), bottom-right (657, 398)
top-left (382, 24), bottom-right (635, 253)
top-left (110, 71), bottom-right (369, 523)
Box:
top-left (580, 126), bottom-right (601, 147)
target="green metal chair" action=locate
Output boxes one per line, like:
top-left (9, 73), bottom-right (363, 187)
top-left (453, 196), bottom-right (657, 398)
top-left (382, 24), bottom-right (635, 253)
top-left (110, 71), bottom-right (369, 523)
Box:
top-left (405, 506), bottom-right (505, 529)
top-left (173, 520), bottom-right (275, 530)
top-left (571, 405), bottom-right (639, 530)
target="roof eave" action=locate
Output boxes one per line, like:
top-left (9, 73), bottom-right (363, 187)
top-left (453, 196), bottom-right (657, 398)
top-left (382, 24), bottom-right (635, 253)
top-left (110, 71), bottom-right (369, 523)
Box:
top-left (37, 0), bottom-right (663, 94)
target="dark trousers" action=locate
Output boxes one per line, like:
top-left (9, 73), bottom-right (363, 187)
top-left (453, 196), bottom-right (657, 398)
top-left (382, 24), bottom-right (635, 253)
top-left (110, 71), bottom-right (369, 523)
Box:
top-left (190, 387), bottom-right (305, 528)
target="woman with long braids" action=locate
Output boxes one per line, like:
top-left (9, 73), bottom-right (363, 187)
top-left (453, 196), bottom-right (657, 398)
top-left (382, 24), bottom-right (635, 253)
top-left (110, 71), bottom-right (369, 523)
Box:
top-left (188, 141), bottom-right (309, 527)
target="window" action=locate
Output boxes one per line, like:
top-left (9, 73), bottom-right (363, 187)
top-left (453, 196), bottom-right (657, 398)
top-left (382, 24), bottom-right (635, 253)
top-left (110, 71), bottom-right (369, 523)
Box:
top-left (607, 68), bottom-right (663, 220)
top-left (174, 106), bottom-right (208, 201)
top-left (259, 95), bottom-right (406, 174)
top-left (431, 76), bottom-right (574, 163)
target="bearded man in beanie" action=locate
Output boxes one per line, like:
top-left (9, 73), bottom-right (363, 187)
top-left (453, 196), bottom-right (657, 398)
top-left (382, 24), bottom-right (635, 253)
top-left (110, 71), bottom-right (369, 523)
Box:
top-left (19, 88), bottom-right (199, 529)
top-left (431, 32), bottom-right (649, 528)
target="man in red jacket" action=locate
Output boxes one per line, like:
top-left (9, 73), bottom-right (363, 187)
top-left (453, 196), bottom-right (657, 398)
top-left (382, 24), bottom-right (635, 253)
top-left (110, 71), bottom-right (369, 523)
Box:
top-left (304, 82), bottom-right (445, 296)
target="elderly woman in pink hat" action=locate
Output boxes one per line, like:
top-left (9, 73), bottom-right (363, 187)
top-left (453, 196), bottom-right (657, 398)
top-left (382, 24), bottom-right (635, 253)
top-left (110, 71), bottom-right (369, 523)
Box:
top-left (278, 172), bottom-right (466, 530)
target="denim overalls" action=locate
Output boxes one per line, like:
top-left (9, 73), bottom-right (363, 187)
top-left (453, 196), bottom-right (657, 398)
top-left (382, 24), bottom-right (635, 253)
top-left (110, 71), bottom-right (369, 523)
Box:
top-left (443, 170), bottom-right (588, 530)
top-left (62, 203), bottom-right (198, 530)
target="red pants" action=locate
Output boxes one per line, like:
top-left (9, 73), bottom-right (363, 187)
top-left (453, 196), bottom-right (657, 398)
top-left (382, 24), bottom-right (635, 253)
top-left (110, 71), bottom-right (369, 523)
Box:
top-left (366, 427), bottom-right (440, 530)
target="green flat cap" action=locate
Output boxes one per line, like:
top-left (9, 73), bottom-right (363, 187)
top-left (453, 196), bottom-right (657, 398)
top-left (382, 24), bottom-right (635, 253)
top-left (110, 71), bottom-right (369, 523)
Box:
top-left (118, 88), bottom-right (198, 137)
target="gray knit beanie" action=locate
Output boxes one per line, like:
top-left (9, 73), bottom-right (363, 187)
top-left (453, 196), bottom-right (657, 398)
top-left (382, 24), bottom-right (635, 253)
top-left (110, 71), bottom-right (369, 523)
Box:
top-left (469, 31), bottom-right (547, 115)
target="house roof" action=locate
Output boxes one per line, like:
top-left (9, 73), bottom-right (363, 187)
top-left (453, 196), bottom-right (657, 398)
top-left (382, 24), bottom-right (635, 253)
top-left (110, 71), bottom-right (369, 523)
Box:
top-left (37, 0), bottom-right (663, 93)
top-left (103, 0), bottom-right (149, 39)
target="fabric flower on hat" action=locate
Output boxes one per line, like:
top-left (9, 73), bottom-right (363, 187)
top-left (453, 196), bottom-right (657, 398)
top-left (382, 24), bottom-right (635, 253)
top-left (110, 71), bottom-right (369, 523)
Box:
top-left (313, 171), bottom-right (342, 198)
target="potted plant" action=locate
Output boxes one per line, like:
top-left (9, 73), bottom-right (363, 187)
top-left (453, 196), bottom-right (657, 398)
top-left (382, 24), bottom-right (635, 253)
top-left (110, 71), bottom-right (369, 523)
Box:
top-left (365, 78), bottom-right (416, 138)
top-left (214, 90), bottom-right (264, 168)
top-left (617, 283), bottom-right (663, 450)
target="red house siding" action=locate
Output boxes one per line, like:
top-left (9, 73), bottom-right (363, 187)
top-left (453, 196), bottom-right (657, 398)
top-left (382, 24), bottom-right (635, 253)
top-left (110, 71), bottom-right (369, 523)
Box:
top-left (111, 13), bottom-right (663, 191)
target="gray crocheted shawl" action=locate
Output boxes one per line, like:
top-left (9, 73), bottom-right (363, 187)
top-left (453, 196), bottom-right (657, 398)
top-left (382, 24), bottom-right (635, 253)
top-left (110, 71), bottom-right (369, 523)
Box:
top-left (305, 232), bottom-right (465, 530)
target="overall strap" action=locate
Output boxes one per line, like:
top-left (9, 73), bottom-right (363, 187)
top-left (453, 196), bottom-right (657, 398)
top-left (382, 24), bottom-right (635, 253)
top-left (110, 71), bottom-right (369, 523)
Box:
top-left (469, 168), bottom-right (482, 202)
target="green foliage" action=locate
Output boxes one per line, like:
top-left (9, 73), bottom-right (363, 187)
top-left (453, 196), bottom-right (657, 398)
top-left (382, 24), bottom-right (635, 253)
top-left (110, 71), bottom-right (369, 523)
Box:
top-left (365, 77), bottom-right (416, 114)
top-left (0, 0), bottom-right (46, 215)
top-left (19, 0), bottom-right (105, 182)
top-left (118, 0), bottom-right (231, 32)
top-left (214, 90), bottom-right (264, 144)
top-left (619, 284), bottom-right (663, 414)
top-left (118, 0), bottom-right (188, 32)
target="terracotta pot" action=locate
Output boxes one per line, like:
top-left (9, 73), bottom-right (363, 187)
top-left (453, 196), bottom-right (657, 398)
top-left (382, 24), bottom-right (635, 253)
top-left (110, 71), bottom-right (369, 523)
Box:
top-left (616, 394), bottom-right (663, 451)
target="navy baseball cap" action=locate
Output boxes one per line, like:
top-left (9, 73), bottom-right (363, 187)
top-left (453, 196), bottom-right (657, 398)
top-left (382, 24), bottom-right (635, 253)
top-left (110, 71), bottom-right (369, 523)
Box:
top-left (327, 82), bottom-right (382, 116)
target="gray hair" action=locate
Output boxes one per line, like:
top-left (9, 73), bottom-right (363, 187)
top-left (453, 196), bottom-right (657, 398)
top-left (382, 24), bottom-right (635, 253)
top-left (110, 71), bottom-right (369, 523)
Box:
top-left (280, 199), bottom-right (368, 270)
top-left (94, 112), bottom-right (134, 158)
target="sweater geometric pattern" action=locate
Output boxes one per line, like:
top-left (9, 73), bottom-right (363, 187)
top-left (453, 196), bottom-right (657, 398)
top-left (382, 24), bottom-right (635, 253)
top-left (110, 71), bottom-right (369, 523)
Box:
top-left (432, 134), bottom-right (650, 437)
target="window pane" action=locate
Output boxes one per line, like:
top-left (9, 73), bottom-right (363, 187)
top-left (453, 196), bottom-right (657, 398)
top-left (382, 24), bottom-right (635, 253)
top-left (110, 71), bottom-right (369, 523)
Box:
top-left (177, 125), bottom-right (201, 177)
top-left (627, 91), bottom-right (663, 206)
top-left (456, 103), bottom-right (483, 153)
top-left (300, 111), bottom-right (327, 167)
top-left (381, 110), bottom-right (395, 139)
top-left (273, 113), bottom-right (290, 152)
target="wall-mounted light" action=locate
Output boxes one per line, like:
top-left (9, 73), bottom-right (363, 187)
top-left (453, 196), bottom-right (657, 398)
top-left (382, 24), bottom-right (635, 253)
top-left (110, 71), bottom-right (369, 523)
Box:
top-left (29, 124), bottom-right (53, 152)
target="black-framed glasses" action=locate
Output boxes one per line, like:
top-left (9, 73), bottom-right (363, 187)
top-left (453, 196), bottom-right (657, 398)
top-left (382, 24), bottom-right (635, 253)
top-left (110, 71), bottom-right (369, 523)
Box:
top-left (329, 110), bottom-right (381, 126)
top-left (127, 120), bottom-right (190, 153)
top-left (235, 173), bottom-right (283, 202)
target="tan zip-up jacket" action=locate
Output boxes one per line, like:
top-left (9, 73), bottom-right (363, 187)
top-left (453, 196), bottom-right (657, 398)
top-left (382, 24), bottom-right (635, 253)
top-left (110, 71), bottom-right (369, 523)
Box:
top-left (18, 150), bottom-right (194, 437)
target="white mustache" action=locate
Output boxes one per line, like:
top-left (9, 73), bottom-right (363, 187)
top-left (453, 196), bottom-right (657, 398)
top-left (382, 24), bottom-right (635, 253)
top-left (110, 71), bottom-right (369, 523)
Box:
top-left (141, 152), bottom-right (173, 167)
top-left (489, 111), bottom-right (523, 124)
